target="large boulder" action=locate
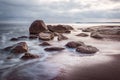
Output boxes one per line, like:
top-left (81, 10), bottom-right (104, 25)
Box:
top-left (44, 47), bottom-right (65, 51)
top-left (47, 25), bottom-right (73, 33)
top-left (29, 20), bottom-right (48, 35)
top-left (21, 52), bottom-right (40, 60)
top-left (76, 45), bottom-right (99, 54)
top-left (11, 42), bottom-right (28, 54)
top-left (65, 41), bottom-right (85, 48)
top-left (58, 34), bottom-right (68, 41)
top-left (39, 32), bottom-right (54, 41)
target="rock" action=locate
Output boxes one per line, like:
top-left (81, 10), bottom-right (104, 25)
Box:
top-left (10, 38), bottom-right (19, 41)
top-left (6, 56), bottom-right (12, 59)
top-left (58, 34), bottom-right (68, 41)
top-left (18, 36), bottom-right (28, 39)
top-left (29, 35), bottom-right (38, 39)
top-left (3, 46), bottom-right (13, 51)
top-left (29, 20), bottom-right (48, 35)
top-left (39, 32), bottom-right (54, 41)
top-left (76, 33), bottom-right (89, 37)
top-left (76, 45), bottom-right (99, 54)
top-left (44, 47), bottom-right (65, 51)
top-left (82, 28), bottom-right (95, 32)
top-left (39, 42), bottom-right (51, 46)
top-left (11, 42), bottom-right (28, 54)
top-left (90, 32), bottom-right (103, 39)
top-left (21, 52), bottom-right (40, 60)
top-left (47, 25), bottom-right (73, 33)
top-left (65, 41), bottom-right (85, 48)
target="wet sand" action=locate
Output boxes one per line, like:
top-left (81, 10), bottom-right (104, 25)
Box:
top-left (50, 54), bottom-right (120, 80)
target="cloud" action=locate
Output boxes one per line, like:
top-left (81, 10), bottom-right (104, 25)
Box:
top-left (0, 0), bottom-right (120, 22)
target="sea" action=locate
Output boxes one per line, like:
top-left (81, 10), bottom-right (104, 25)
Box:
top-left (0, 22), bottom-right (120, 80)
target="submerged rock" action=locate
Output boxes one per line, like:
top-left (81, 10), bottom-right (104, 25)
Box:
top-left (10, 38), bottom-right (19, 41)
top-left (44, 47), bottom-right (65, 51)
top-left (58, 34), bottom-right (68, 41)
top-left (39, 42), bottom-right (51, 46)
top-left (65, 41), bottom-right (85, 48)
top-left (29, 35), bottom-right (38, 39)
top-left (47, 25), bottom-right (73, 33)
top-left (76, 33), bottom-right (89, 37)
top-left (76, 45), bottom-right (99, 54)
top-left (21, 52), bottom-right (40, 60)
top-left (18, 36), bottom-right (28, 39)
top-left (29, 20), bottom-right (48, 35)
top-left (11, 42), bottom-right (28, 54)
top-left (39, 32), bottom-right (54, 41)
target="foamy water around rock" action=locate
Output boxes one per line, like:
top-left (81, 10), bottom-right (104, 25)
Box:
top-left (0, 23), bottom-right (120, 80)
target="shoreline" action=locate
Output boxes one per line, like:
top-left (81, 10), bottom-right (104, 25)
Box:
top-left (0, 20), bottom-right (120, 80)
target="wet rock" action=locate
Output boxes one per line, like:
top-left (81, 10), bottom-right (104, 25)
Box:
top-left (76, 33), bottom-right (89, 37)
top-left (65, 41), bottom-right (85, 48)
top-left (10, 38), bottom-right (19, 41)
top-left (29, 20), bottom-right (48, 35)
top-left (58, 34), bottom-right (68, 41)
top-left (11, 42), bottom-right (28, 54)
top-left (18, 36), bottom-right (28, 39)
top-left (21, 52), bottom-right (40, 60)
top-left (39, 42), bottom-right (51, 46)
top-left (76, 45), bottom-right (99, 54)
top-left (6, 56), bottom-right (12, 59)
top-left (44, 47), bottom-right (65, 51)
top-left (29, 35), bottom-right (38, 39)
top-left (82, 28), bottom-right (95, 32)
top-left (47, 25), bottom-right (73, 33)
top-left (39, 32), bottom-right (54, 41)
top-left (3, 46), bottom-right (13, 51)
top-left (90, 32), bottom-right (103, 39)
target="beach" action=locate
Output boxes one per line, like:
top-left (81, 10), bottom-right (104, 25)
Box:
top-left (0, 21), bottom-right (120, 80)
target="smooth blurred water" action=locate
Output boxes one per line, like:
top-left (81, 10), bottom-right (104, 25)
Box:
top-left (0, 22), bottom-right (120, 80)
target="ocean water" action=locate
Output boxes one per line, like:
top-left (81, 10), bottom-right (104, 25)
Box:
top-left (0, 22), bottom-right (120, 80)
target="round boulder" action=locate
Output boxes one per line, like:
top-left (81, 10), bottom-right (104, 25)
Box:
top-left (11, 42), bottom-right (28, 54)
top-left (47, 25), bottom-right (73, 33)
top-left (76, 45), bottom-right (99, 54)
top-left (29, 20), bottom-right (48, 35)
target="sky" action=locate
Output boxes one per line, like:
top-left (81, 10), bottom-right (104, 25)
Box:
top-left (0, 0), bottom-right (120, 23)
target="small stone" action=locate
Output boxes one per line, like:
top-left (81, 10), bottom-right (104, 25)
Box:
top-left (21, 52), bottom-right (40, 60)
top-left (39, 42), bottom-right (51, 46)
top-left (65, 41), bottom-right (85, 48)
top-left (76, 33), bottom-right (89, 37)
top-left (44, 47), bottom-right (65, 51)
